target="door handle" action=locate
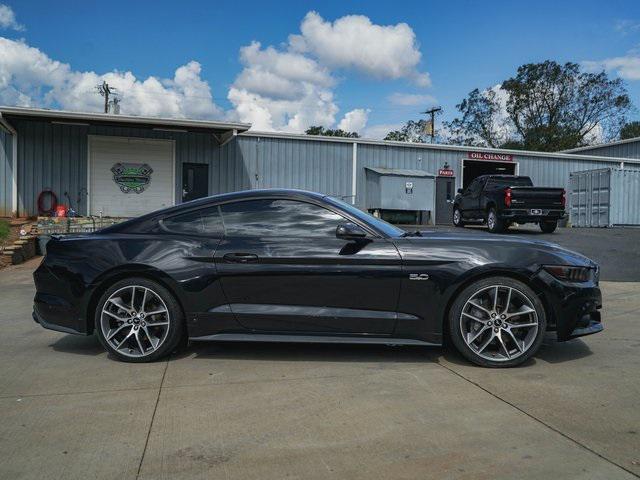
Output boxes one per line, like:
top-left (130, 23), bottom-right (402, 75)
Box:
top-left (223, 253), bottom-right (259, 263)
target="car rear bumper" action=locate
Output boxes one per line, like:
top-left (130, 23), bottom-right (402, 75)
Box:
top-left (501, 209), bottom-right (566, 223)
top-left (33, 263), bottom-right (89, 335)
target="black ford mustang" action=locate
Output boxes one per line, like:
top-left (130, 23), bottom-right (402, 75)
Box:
top-left (33, 189), bottom-right (603, 367)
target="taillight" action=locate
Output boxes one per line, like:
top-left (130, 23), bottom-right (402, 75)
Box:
top-left (504, 188), bottom-right (512, 208)
top-left (561, 189), bottom-right (566, 207)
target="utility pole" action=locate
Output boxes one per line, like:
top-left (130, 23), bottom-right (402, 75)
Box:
top-left (96, 81), bottom-right (117, 113)
top-left (421, 106), bottom-right (442, 143)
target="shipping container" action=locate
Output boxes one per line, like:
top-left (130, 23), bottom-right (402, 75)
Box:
top-left (569, 168), bottom-right (640, 227)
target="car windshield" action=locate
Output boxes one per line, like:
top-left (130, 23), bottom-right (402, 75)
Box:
top-left (325, 196), bottom-right (406, 238)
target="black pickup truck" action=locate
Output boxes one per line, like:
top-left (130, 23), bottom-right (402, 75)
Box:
top-left (452, 175), bottom-right (565, 233)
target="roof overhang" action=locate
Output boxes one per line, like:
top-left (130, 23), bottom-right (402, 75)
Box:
top-left (0, 106), bottom-right (251, 144)
top-left (366, 167), bottom-right (435, 177)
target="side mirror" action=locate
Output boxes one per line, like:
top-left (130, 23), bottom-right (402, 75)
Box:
top-left (457, 188), bottom-right (464, 194)
top-left (336, 223), bottom-right (367, 241)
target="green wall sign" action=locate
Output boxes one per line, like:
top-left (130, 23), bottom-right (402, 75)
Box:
top-left (111, 163), bottom-right (154, 194)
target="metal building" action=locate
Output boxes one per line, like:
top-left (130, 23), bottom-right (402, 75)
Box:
top-left (564, 136), bottom-right (640, 160)
top-left (1, 106), bottom-right (640, 223)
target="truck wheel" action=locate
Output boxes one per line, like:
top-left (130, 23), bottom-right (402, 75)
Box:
top-left (487, 208), bottom-right (505, 233)
top-left (540, 221), bottom-right (558, 233)
top-left (453, 207), bottom-right (465, 227)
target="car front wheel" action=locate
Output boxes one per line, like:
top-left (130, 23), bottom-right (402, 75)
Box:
top-left (453, 207), bottom-right (464, 227)
top-left (448, 276), bottom-right (547, 367)
top-left (95, 278), bottom-right (184, 363)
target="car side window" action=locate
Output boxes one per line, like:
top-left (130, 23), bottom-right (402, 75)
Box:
top-left (467, 179), bottom-right (478, 193)
top-left (220, 199), bottom-right (347, 238)
top-left (161, 207), bottom-right (223, 236)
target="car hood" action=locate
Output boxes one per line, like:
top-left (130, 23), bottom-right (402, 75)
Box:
top-left (395, 231), bottom-right (596, 268)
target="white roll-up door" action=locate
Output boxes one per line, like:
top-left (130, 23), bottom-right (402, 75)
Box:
top-left (89, 136), bottom-right (174, 217)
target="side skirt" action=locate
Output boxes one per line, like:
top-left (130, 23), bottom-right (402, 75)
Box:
top-left (189, 333), bottom-right (440, 346)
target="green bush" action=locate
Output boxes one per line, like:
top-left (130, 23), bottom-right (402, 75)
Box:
top-left (0, 219), bottom-right (9, 241)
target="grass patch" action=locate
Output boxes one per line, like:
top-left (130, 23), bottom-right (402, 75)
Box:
top-left (0, 219), bottom-right (9, 241)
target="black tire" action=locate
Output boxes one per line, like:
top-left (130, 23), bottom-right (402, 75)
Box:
top-left (486, 207), bottom-right (505, 233)
top-left (452, 207), bottom-right (465, 227)
top-left (539, 221), bottom-right (558, 233)
top-left (448, 276), bottom-right (547, 368)
top-left (95, 277), bottom-right (184, 363)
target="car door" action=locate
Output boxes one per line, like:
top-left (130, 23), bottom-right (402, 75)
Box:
top-left (214, 197), bottom-right (403, 334)
top-left (459, 180), bottom-right (475, 218)
top-left (463, 178), bottom-right (484, 219)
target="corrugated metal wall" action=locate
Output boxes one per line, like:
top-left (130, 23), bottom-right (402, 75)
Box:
top-left (610, 169), bottom-right (640, 225)
top-left (0, 128), bottom-right (12, 217)
top-left (13, 118), bottom-right (247, 216)
top-left (567, 140), bottom-right (640, 159)
top-left (8, 117), bottom-right (640, 218)
top-left (237, 136), bottom-right (352, 200)
top-left (569, 168), bottom-right (640, 227)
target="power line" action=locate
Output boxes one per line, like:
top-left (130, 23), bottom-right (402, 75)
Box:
top-left (421, 106), bottom-right (442, 143)
top-left (96, 81), bottom-right (119, 113)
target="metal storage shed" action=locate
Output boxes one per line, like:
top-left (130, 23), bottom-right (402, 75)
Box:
top-left (365, 167), bottom-right (435, 223)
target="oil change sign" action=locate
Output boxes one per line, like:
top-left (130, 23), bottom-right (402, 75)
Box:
top-left (467, 151), bottom-right (513, 162)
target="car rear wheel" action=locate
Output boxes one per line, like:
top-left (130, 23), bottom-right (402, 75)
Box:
top-left (95, 278), bottom-right (184, 363)
top-left (453, 207), bottom-right (465, 227)
top-left (486, 208), bottom-right (505, 233)
top-left (539, 221), bottom-right (558, 233)
top-left (448, 276), bottom-right (546, 367)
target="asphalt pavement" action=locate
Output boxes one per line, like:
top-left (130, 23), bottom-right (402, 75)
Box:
top-left (0, 257), bottom-right (638, 479)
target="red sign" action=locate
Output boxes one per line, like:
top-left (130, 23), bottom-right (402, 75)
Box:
top-left (468, 151), bottom-right (513, 162)
top-left (438, 168), bottom-right (454, 177)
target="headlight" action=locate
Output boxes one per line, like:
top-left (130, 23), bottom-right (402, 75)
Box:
top-left (543, 265), bottom-right (595, 282)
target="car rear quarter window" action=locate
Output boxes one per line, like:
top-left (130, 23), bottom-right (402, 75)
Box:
top-left (220, 199), bottom-right (346, 237)
top-left (161, 207), bottom-right (223, 236)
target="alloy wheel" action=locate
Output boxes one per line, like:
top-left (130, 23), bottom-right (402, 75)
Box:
top-left (453, 209), bottom-right (461, 225)
top-left (100, 285), bottom-right (171, 358)
top-left (488, 211), bottom-right (496, 230)
top-left (459, 284), bottom-right (538, 362)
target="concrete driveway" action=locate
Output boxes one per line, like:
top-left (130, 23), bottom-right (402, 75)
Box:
top-left (0, 257), bottom-right (638, 480)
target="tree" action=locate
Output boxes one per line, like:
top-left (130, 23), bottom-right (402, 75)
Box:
top-left (620, 121), bottom-right (640, 140)
top-left (444, 61), bottom-right (631, 151)
top-left (444, 88), bottom-right (509, 148)
top-left (305, 126), bottom-right (360, 138)
top-left (384, 120), bottom-right (432, 143)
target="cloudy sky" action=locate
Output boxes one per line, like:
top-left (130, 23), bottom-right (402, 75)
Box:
top-left (1, 0), bottom-right (639, 138)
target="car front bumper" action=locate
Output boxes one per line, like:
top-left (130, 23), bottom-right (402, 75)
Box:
top-left (535, 269), bottom-right (603, 341)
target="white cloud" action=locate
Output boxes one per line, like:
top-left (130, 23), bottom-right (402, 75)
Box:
top-left (0, 10), bottom-right (434, 134)
top-left (614, 19), bottom-right (640, 35)
top-left (0, 4), bottom-right (24, 31)
top-left (362, 123), bottom-right (402, 140)
top-left (290, 11), bottom-right (429, 86)
top-left (228, 41), bottom-right (339, 131)
top-left (582, 55), bottom-right (640, 81)
top-left (388, 92), bottom-right (437, 106)
top-left (337, 108), bottom-right (369, 133)
top-left (0, 37), bottom-right (223, 118)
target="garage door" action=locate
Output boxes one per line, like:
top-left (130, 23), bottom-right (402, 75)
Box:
top-left (89, 137), bottom-right (174, 217)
